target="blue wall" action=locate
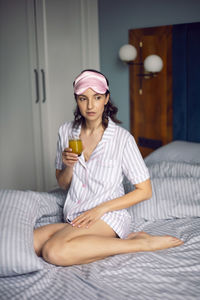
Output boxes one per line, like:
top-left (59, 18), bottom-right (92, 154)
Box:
top-left (98, 0), bottom-right (200, 130)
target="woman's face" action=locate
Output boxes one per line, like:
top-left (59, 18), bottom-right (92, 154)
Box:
top-left (77, 88), bottom-right (109, 123)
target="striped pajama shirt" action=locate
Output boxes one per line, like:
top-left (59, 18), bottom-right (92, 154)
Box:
top-left (55, 118), bottom-right (150, 238)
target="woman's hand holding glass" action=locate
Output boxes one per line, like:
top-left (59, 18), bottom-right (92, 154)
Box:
top-left (62, 136), bottom-right (83, 167)
top-left (62, 148), bottom-right (78, 167)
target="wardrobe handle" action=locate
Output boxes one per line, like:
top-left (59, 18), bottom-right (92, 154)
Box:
top-left (41, 69), bottom-right (46, 103)
top-left (34, 69), bottom-right (39, 103)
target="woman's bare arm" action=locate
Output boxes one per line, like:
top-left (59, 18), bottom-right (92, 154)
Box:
top-left (56, 167), bottom-right (73, 190)
top-left (100, 179), bottom-right (152, 213)
top-left (56, 147), bottom-right (78, 190)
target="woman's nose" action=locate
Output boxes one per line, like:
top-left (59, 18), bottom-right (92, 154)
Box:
top-left (87, 99), bottom-right (93, 109)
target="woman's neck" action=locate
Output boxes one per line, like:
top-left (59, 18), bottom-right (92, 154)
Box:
top-left (83, 119), bottom-right (104, 135)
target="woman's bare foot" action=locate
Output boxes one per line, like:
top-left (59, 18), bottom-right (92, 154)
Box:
top-left (127, 231), bottom-right (183, 252)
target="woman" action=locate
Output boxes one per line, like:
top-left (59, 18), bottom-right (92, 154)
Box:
top-left (34, 70), bottom-right (183, 266)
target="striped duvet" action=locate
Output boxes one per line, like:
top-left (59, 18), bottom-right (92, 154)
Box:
top-left (0, 161), bottom-right (200, 299)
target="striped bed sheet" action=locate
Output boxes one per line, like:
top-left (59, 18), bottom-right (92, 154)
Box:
top-left (0, 160), bottom-right (200, 299)
top-left (0, 217), bottom-right (200, 300)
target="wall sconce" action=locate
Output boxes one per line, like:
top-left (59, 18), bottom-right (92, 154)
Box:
top-left (119, 43), bottom-right (163, 94)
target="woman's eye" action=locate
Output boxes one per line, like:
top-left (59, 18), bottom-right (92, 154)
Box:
top-left (95, 95), bottom-right (102, 100)
top-left (79, 97), bottom-right (86, 101)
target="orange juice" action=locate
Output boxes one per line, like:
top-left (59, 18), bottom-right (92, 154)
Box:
top-left (69, 139), bottom-right (83, 156)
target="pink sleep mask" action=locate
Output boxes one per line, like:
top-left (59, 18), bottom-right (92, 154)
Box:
top-left (73, 71), bottom-right (109, 95)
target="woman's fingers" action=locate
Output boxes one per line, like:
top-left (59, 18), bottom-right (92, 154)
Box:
top-left (63, 148), bottom-right (77, 158)
top-left (71, 213), bottom-right (92, 228)
top-left (71, 207), bottom-right (104, 229)
top-left (62, 148), bottom-right (78, 166)
top-left (71, 215), bottom-right (88, 228)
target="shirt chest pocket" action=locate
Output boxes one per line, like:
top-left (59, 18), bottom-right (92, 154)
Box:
top-left (91, 159), bottom-right (119, 187)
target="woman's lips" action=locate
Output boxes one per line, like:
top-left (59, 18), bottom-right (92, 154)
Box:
top-left (86, 112), bottom-right (96, 116)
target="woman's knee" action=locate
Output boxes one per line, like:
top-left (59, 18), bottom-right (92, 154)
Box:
top-left (42, 240), bottom-right (75, 266)
top-left (34, 223), bottom-right (66, 257)
top-left (42, 240), bottom-right (60, 265)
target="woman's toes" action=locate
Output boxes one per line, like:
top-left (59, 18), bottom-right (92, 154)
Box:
top-left (153, 235), bottom-right (183, 250)
top-left (173, 237), bottom-right (184, 245)
top-left (166, 235), bottom-right (183, 245)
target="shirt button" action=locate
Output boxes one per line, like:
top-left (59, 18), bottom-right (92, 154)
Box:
top-left (78, 200), bottom-right (81, 204)
top-left (82, 184), bottom-right (86, 188)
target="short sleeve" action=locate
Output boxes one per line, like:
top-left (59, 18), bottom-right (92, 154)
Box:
top-left (55, 127), bottom-right (63, 170)
top-left (55, 125), bottom-right (69, 170)
top-left (122, 135), bottom-right (150, 184)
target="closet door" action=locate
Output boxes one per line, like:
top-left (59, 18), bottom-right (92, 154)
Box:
top-left (29, 0), bottom-right (100, 191)
top-left (0, 0), bottom-right (43, 190)
top-left (0, 0), bottom-right (99, 191)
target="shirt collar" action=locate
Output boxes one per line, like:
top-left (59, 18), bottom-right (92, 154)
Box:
top-left (71, 122), bottom-right (81, 139)
top-left (71, 117), bottom-right (116, 143)
top-left (100, 117), bottom-right (116, 143)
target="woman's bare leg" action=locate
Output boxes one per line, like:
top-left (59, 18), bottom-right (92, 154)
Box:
top-left (40, 220), bottom-right (183, 266)
top-left (34, 219), bottom-right (116, 256)
top-left (34, 223), bottom-right (66, 256)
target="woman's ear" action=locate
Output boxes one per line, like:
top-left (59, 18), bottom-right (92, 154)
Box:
top-left (105, 94), bottom-right (109, 105)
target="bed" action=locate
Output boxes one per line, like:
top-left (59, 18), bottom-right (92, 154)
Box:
top-left (0, 140), bottom-right (200, 300)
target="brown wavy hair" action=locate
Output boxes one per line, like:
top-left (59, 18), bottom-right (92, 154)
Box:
top-left (72, 69), bottom-right (121, 129)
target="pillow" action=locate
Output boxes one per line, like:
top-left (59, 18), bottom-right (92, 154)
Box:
top-left (145, 141), bottom-right (200, 165)
top-left (0, 190), bottom-right (43, 276)
top-left (35, 189), bottom-right (66, 228)
top-left (126, 161), bottom-right (200, 221)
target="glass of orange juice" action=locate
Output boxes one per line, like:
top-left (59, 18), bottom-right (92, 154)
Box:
top-left (69, 138), bottom-right (83, 156)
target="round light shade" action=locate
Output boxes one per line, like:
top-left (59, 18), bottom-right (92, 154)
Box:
top-left (119, 44), bottom-right (137, 62)
top-left (144, 55), bottom-right (163, 72)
